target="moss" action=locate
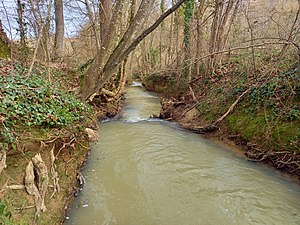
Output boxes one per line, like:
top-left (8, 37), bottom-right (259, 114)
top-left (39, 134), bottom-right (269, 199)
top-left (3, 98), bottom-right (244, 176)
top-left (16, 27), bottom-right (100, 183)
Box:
top-left (0, 39), bottom-right (10, 58)
top-left (272, 122), bottom-right (300, 152)
top-left (204, 112), bottom-right (215, 122)
top-left (226, 111), bottom-right (299, 152)
top-left (226, 112), bottom-right (265, 139)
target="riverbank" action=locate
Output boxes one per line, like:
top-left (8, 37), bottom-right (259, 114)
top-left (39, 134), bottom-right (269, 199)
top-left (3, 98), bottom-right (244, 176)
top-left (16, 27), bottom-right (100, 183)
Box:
top-left (143, 63), bottom-right (300, 180)
top-left (0, 60), bottom-right (123, 224)
top-left (64, 82), bottom-right (300, 225)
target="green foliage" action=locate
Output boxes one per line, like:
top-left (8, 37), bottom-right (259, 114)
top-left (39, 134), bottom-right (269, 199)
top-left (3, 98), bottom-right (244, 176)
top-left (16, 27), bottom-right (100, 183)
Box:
top-left (0, 200), bottom-right (13, 225)
top-left (192, 61), bottom-right (299, 152)
top-left (0, 39), bottom-right (10, 59)
top-left (226, 111), bottom-right (300, 152)
top-left (78, 58), bottom-right (94, 73)
top-left (0, 61), bottom-right (93, 143)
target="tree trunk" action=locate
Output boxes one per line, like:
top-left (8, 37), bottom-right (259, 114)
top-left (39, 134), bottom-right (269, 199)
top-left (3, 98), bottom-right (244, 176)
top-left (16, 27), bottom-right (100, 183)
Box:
top-left (80, 0), bottom-right (186, 101)
top-left (208, 0), bottom-right (239, 72)
top-left (159, 0), bottom-right (165, 69)
top-left (116, 0), bottom-right (136, 95)
top-left (0, 19), bottom-right (10, 47)
top-left (53, 0), bottom-right (64, 60)
top-left (194, 0), bottom-right (206, 78)
top-left (99, 0), bottom-right (112, 44)
top-left (183, 0), bottom-right (194, 82)
top-left (17, 0), bottom-right (26, 47)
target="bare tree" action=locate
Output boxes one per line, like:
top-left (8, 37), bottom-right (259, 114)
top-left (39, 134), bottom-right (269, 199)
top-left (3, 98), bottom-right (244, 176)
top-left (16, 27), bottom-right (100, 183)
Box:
top-left (53, 0), bottom-right (64, 60)
top-left (208, 0), bottom-right (240, 71)
top-left (79, 0), bottom-right (187, 101)
top-left (17, 0), bottom-right (26, 46)
top-left (194, 0), bottom-right (207, 78)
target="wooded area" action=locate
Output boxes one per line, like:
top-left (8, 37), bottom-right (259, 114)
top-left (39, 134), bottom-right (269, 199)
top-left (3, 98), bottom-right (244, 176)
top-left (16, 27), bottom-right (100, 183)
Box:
top-left (0, 0), bottom-right (299, 223)
top-left (0, 0), bottom-right (299, 185)
top-left (1, 0), bottom-right (299, 97)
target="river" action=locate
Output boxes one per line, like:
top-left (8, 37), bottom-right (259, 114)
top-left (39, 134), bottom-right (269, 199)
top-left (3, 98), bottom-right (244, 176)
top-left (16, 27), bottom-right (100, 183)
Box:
top-left (65, 82), bottom-right (300, 225)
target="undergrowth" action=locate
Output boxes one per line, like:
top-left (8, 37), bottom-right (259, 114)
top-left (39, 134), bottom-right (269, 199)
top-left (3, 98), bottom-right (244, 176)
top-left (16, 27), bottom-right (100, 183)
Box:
top-left (0, 60), bottom-right (93, 144)
top-left (0, 200), bottom-right (13, 225)
top-left (195, 60), bottom-right (300, 152)
top-left (0, 39), bottom-right (10, 59)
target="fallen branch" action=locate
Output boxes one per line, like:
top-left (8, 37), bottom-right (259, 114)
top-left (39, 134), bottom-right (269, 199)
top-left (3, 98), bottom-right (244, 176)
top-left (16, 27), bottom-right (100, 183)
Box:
top-left (101, 88), bottom-right (116, 97)
top-left (44, 136), bottom-right (60, 144)
top-left (213, 88), bottom-right (250, 125)
top-left (189, 86), bottom-right (196, 101)
top-left (76, 140), bottom-right (90, 149)
top-left (184, 124), bottom-right (219, 134)
top-left (15, 205), bottom-right (36, 211)
top-left (6, 184), bottom-right (25, 190)
top-left (179, 102), bottom-right (200, 120)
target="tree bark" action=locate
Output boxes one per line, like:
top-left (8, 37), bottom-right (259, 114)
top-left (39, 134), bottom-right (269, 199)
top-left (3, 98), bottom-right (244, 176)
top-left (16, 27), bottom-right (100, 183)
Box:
top-left (183, 0), bottom-right (194, 82)
top-left (208, 0), bottom-right (240, 72)
top-left (99, 0), bottom-right (113, 44)
top-left (53, 0), bottom-right (64, 60)
top-left (0, 20), bottom-right (10, 46)
top-left (17, 0), bottom-right (26, 47)
top-left (194, 0), bottom-right (206, 78)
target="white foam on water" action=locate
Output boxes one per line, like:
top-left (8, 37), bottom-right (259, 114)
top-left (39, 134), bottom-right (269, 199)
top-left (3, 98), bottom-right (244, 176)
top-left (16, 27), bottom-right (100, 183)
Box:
top-left (131, 81), bottom-right (143, 87)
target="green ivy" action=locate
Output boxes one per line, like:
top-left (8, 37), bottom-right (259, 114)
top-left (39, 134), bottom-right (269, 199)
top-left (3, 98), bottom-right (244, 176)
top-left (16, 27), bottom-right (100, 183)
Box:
top-left (0, 200), bottom-right (13, 225)
top-left (0, 61), bottom-right (93, 143)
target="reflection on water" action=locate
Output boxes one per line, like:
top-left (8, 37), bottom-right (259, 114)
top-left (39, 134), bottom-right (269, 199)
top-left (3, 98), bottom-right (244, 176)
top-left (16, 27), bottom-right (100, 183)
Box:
top-left (65, 83), bottom-right (300, 225)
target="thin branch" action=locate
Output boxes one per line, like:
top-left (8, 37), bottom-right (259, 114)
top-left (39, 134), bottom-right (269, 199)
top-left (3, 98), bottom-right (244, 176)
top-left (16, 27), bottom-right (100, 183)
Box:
top-left (27, 0), bottom-right (53, 78)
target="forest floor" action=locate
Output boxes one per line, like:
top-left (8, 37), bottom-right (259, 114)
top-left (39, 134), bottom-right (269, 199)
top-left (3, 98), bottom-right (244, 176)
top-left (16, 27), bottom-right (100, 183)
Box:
top-left (0, 59), bottom-right (123, 224)
top-left (143, 60), bottom-right (300, 180)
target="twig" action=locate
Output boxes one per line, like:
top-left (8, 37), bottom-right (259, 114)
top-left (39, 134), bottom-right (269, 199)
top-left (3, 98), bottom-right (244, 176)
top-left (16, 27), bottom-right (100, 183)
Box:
top-left (26, 0), bottom-right (53, 78)
top-left (15, 205), bottom-right (36, 211)
top-left (189, 86), bottom-right (196, 101)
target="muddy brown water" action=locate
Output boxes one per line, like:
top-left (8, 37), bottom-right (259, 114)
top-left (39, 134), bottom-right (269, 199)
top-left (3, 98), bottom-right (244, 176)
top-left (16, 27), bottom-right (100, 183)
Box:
top-left (65, 82), bottom-right (300, 225)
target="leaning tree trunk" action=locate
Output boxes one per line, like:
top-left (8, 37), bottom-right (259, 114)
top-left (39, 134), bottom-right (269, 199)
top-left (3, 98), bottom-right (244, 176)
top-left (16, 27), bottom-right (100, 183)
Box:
top-left (116, 0), bottom-right (136, 96)
top-left (80, 0), bottom-right (186, 101)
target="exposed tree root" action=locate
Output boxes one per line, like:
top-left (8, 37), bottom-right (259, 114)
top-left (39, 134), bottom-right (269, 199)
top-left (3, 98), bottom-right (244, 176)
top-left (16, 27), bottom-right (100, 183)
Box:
top-left (0, 149), bottom-right (7, 174)
top-left (246, 147), bottom-right (300, 176)
top-left (84, 128), bottom-right (99, 142)
top-left (25, 161), bottom-right (43, 217)
top-left (25, 154), bottom-right (49, 217)
top-left (50, 145), bottom-right (60, 199)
